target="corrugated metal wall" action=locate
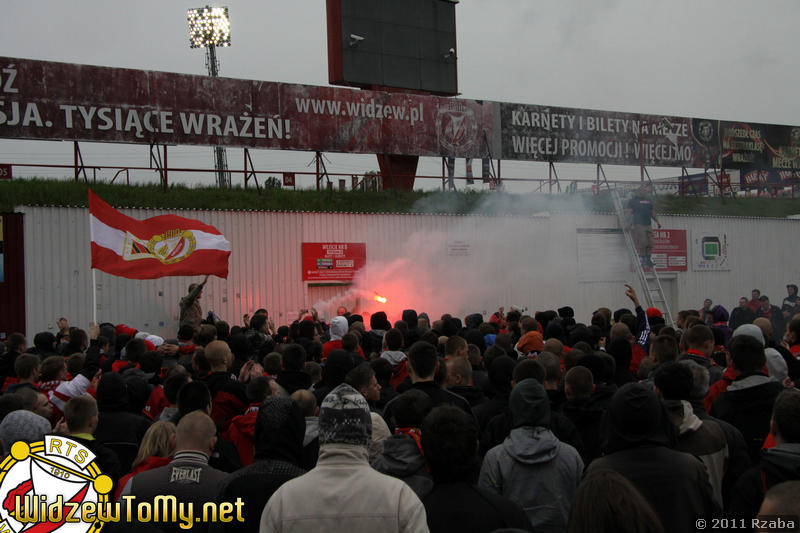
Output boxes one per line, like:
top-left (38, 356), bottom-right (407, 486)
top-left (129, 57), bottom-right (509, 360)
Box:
top-left (18, 205), bottom-right (800, 338)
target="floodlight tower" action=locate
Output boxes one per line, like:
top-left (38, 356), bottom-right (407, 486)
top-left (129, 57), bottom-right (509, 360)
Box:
top-left (188, 6), bottom-right (231, 188)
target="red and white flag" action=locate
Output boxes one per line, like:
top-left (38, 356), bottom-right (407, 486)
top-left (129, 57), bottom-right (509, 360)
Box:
top-left (89, 190), bottom-right (231, 279)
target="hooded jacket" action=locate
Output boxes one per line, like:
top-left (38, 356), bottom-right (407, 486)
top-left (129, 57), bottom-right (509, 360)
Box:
top-left (202, 371), bottom-right (248, 430)
top-left (587, 384), bottom-right (718, 533)
top-left (372, 433), bottom-right (433, 499)
top-left (364, 312), bottom-right (390, 357)
top-left (313, 350), bottom-right (357, 405)
top-left (664, 399), bottom-right (728, 508)
top-left (94, 373), bottom-right (152, 474)
top-left (219, 398), bottom-right (308, 533)
top-left (223, 403), bottom-right (260, 466)
top-left (275, 370), bottom-right (313, 397)
top-left (179, 281), bottom-right (205, 329)
top-left (710, 373), bottom-right (783, 462)
top-left (680, 349), bottom-right (724, 385)
top-left (474, 356), bottom-right (516, 431)
top-left (302, 416), bottom-right (320, 470)
top-left (322, 317), bottom-right (365, 361)
top-left (260, 444), bottom-right (428, 533)
top-left (478, 380), bottom-right (583, 533)
top-left (560, 396), bottom-right (605, 465)
top-left (729, 443), bottom-right (800, 525)
top-left (402, 309), bottom-right (421, 347)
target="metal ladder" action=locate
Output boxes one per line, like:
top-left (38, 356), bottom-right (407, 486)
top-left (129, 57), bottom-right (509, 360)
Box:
top-left (610, 189), bottom-right (675, 327)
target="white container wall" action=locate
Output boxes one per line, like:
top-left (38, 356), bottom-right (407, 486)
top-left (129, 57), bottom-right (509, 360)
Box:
top-left (18, 205), bottom-right (800, 338)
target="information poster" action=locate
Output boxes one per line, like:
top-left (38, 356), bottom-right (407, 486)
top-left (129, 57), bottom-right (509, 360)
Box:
top-left (652, 229), bottom-right (687, 271)
top-left (302, 242), bottom-right (366, 282)
top-left (692, 232), bottom-right (729, 271)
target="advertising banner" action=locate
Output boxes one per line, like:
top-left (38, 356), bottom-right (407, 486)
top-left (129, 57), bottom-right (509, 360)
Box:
top-left (692, 232), bottom-right (729, 271)
top-left (739, 167), bottom-right (800, 191)
top-left (302, 242), bottom-right (366, 282)
top-left (0, 57), bottom-right (493, 159)
top-left (2, 56), bottom-right (800, 170)
top-left (651, 229), bottom-right (687, 272)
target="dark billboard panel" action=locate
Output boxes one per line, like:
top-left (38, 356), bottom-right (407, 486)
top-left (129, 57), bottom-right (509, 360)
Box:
top-left (498, 102), bottom-right (720, 168)
top-left (327, 0), bottom-right (458, 95)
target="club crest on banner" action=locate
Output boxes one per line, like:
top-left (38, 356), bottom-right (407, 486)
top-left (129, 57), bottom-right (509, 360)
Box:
top-left (122, 229), bottom-right (197, 264)
top-left (436, 103), bottom-right (478, 154)
top-left (0, 436), bottom-right (112, 532)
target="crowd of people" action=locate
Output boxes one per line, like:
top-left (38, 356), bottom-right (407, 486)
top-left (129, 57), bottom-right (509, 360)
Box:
top-left (1, 281), bottom-right (800, 533)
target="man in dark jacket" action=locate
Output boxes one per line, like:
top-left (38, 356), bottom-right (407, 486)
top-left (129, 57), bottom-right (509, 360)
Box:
top-left (481, 359), bottom-right (581, 455)
top-left (372, 389), bottom-right (434, 499)
top-left (401, 309), bottom-right (421, 348)
top-left (473, 352), bottom-right (515, 431)
top-left (179, 275), bottom-right (208, 330)
top-left (422, 405), bottom-right (531, 533)
top-left (479, 378), bottom-right (583, 532)
top-left (729, 297), bottom-right (757, 332)
top-left (586, 383), bottom-right (719, 533)
top-left (274, 344), bottom-right (312, 397)
top-left (217, 396), bottom-right (307, 533)
top-left (729, 389), bottom-right (800, 527)
top-left (681, 359), bottom-right (751, 510)
top-left (445, 357), bottom-right (485, 407)
top-left (93, 372), bottom-right (151, 475)
top-left (756, 295), bottom-right (784, 343)
top-left (560, 366), bottom-right (604, 466)
top-left (202, 340), bottom-right (248, 428)
top-left (710, 334), bottom-right (784, 462)
top-left (382, 341), bottom-right (473, 432)
top-left (653, 362), bottom-right (728, 508)
top-left (364, 311), bottom-right (391, 358)
top-left (121, 411), bottom-right (228, 533)
top-left (64, 395), bottom-right (122, 482)
top-left (679, 324), bottom-right (724, 385)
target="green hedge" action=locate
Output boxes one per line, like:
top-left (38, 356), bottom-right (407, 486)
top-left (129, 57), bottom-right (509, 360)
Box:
top-left (2, 178), bottom-right (800, 218)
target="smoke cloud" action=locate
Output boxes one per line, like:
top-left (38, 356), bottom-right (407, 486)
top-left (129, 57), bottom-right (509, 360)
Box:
top-left (313, 187), bottom-right (641, 325)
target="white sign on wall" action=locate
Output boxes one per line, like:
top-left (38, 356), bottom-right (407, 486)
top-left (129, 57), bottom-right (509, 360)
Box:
top-left (692, 232), bottom-right (729, 271)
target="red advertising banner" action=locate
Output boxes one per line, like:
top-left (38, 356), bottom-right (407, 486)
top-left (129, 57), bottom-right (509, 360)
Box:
top-left (0, 164), bottom-right (10, 180)
top-left (302, 242), bottom-right (366, 282)
top-left (651, 229), bottom-right (687, 272)
top-left (0, 57), bottom-right (494, 159)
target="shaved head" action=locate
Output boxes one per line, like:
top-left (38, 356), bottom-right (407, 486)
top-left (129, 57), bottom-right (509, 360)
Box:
top-left (205, 340), bottom-right (232, 370)
top-left (175, 410), bottom-right (217, 453)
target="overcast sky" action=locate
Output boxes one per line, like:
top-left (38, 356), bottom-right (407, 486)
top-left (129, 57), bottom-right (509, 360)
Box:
top-left (2, 0), bottom-right (800, 191)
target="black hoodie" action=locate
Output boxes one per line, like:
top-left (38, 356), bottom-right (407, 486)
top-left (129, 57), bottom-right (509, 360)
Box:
top-left (587, 384), bottom-right (719, 533)
top-left (729, 443), bottom-right (800, 527)
top-left (216, 397), bottom-right (307, 533)
top-left (402, 309), bottom-right (421, 346)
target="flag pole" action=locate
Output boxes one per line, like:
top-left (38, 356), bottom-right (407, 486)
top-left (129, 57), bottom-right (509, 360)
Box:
top-left (92, 268), bottom-right (97, 324)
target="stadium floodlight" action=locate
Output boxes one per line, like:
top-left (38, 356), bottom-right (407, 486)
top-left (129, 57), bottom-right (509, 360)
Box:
top-left (187, 6), bottom-right (231, 49)
top-left (187, 5), bottom-right (231, 188)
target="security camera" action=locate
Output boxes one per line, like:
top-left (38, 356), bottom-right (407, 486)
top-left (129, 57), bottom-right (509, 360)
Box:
top-left (349, 34), bottom-right (365, 46)
top-left (443, 48), bottom-right (456, 59)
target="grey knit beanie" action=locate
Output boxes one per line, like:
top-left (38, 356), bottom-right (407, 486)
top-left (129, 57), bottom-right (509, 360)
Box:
top-left (319, 383), bottom-right (372, 446)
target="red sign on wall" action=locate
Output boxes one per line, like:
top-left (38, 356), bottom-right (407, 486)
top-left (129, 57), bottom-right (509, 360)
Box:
top-left (651, 229), bottom-right (687, 271)
top-left (302, 242), bottom-right (366, 282)
top-left (0, 164), bottom-right (11, 180)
